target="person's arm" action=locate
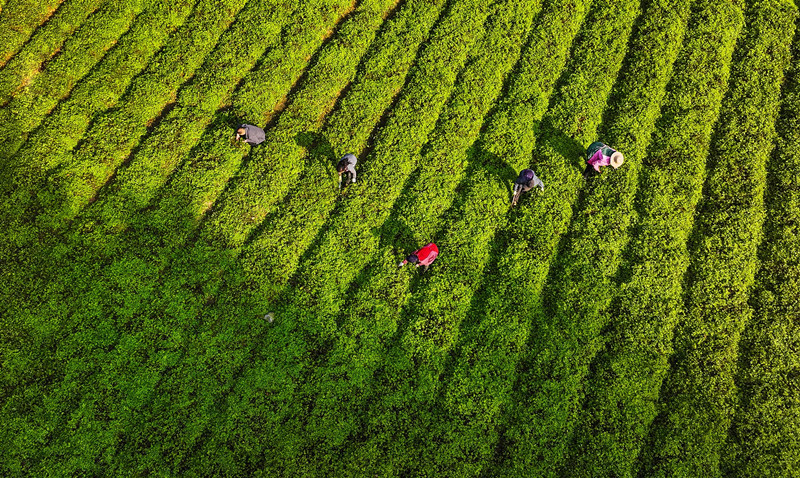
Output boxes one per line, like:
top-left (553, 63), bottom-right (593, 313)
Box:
top-left (583, 163), bottom-right (596, 178)
top-left (349, 165), bottom-right (357, 183)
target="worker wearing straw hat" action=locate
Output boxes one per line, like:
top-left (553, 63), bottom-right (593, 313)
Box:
top-left (583, 141), bottom-right (624, 178)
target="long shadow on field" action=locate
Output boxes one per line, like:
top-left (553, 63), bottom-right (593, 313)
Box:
top-left (478, 124), bottom-right (590, 473)
top-left (0, 0), bottom-right (84, 108)
top-left (0, 1), bottom-right (68, 71)
top-left (0, 5), bottom-right (155, 168)
top-left (233, 130), bottom-right (339, 253)
top-left (0, 1), bottom-right (362, 465)
top-left (203, 1), bottom-right (365, 220)
top-left (338, 121), bottom-right (584, 473)
top-left (432, 121), bottom-right (585, 393)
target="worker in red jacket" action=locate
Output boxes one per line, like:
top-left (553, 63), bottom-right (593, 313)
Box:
top-left (398, 242), bottom-right (439, 272)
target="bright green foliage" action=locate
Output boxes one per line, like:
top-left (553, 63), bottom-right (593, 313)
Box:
top-left (426, 0), bottom-right (695, 475)
top-left (723, 20), bottom-right (800, 477)
top-left (640, 1), bottom-right (797, 476)
top-left (0, 0), bottom-right (63, 67)
top-left (477, 0), bottom-right (640, 474)
top-left (1, 0), bottom-right (799, 474)
top-left (0, 0), bottom-right (196, 183)
top-left (288, 0), bottom-right (542, 474)
top-left (0, 0), bottom-right (107, 104)
top-left (0, 0), bottom-right (147, 156)
top-left (554, 1), bottom-right (745, 476)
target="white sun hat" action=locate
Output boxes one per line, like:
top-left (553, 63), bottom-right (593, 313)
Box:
top-left (610, 151), bottom-right (625, 169)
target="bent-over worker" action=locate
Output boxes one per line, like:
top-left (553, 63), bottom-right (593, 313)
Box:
top-left (583, 141), bottom-right (624, 177)
top-left (235, 124), bottom-right (266, 145)
top-left (512, 168), bottom-right (544, 206)
top-left (337, 153), bottom-right (357, 188)
top-left (398, 242), bottom-right (439, 272)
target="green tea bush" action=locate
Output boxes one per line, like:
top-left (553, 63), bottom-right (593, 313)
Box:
top-left (722, 26), bottom-right (800, 477)
top-left (0, 0), bottom-right (105, 104)
top-left (0, 0), bottom-right (146, 157)
top-left (561, 1), bottom-right (745, 476)
top-left (0, 0), bottom-right (196, 194)
top-left (1, 0), bottom-right (799, 474)
top-left (640, 1), bottom-right (796, 476)
top-left (0, 0), bottom-right (63, 67)
top-left (424, 0), bottom-right (695, 475)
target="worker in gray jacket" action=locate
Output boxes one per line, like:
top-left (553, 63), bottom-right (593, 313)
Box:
top-left (235, 124), bottom-right (266, 145)
top-left (511, 168), bottom-right (544, 206)
top-left (337, 153), bottom-right (357, 189)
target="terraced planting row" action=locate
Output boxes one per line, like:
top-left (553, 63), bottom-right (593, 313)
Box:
top-left (0, 0), bottom-right (263, 385)
top-left (403, 0), bottom-right (695, 475)
top-left (0, 0), bottom-right (346, 471)
top-left (556, 2), bottom-right (742, 475)
top-left (287, 0), bottom-right (543, 473)
top-left (640, 1), bottom-right (797, 476)
top-left (0, 0), bottom-right (434, 473)
top-left (564, 1), bottom-right (746, 476)
top-left (0, 0), bottom-right (64, 67)
top-left (402, 0), bottom-right (597, 472)
top-left (0, 0), bottom-right (147, 158)
top-left (0, 0), bottom-right (106, 105)
top-left (0, 0), bottom-right (247, 325)
top-left (185, 0), bottom-right (505, 472)
top-left (2, 0), bottom-right (800, 473)
top-left (0, 0), bottom-right (196, 190)
top-left (722, 23), bottom-right (800, 477)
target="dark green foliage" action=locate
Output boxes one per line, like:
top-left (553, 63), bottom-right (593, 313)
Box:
top-left (1, 0), bottom-right (798, 474)
top-left (723, 25), bottom-right (800, 475)
top-left (640, 1), bottom-right (797, 476)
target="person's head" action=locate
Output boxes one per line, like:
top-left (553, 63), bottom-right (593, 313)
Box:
top-left (520, 169), bottom-right (534, 181)
top-left (236, 127), bottom-right (246, 137)
top-left (610, 151), bottom-right (624, 169)
top-left (337, 162), bottom-right (347, 173)
top-left (406, 254), bottom-right (419, 265)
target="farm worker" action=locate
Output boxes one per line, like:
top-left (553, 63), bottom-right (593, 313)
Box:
top-left (337, 153), bottom-right (358, 189)
top-left (398, 242), bottom-right (439, 272)
top-left (511, 168), bottom-right (544, 206)
top-left (235, 123), bottom-right (266, 145)
top-left (583, 141), bottom-right (624, 177)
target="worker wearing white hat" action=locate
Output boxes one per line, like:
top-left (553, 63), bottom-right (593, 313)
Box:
top-left (583, 141), bottom-right (624, 178)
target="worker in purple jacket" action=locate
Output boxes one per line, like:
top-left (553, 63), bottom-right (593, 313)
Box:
top-left (235, 123), bottom-right (266, 145)
top-left (583, 141), bottom-right (624, 178)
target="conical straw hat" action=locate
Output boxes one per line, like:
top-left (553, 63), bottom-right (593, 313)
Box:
top-left (610, 151), bottom-right (624, 168)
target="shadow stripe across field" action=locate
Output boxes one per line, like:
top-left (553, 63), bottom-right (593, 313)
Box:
top-left (284, 0), bottom-right (542, 474)
top-left (0, 0), bottom-right (64, 68)
top-left (182, 0), bottom-right (500, 472)
top-left (640, 1), bottom-right (797, 476)
top-left (0, 0), bottom-right (196, 165)
top-left (723, 13), bottom-right (800, 476)
top-left (0, 1), bottom-right (146, 158)
top-left (0, 0), bottom-right (107, 106)
top-left (559, 1), bottom-right (746, 475)
top-left (0, 0), bottom-right (360, 472)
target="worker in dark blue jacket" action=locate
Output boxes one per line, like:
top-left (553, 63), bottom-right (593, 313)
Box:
top-left (512, 169), bottom-right (544, 206)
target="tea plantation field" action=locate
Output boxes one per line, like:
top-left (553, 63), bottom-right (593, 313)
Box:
top-left (1, 0), bottom-right (799, 475)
